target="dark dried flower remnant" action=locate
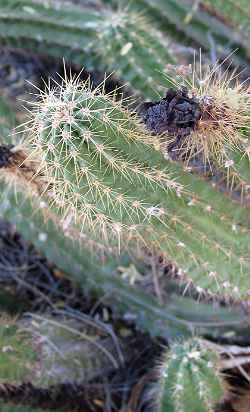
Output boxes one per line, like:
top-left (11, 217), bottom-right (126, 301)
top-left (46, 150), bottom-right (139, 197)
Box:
top-left (0, 145), bottom-right (14, 168)
top-left (140, 88), bottom-right (202, 159)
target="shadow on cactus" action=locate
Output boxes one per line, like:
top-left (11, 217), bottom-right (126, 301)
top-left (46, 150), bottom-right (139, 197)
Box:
top-left (1, 72), bottom-right (250, 303)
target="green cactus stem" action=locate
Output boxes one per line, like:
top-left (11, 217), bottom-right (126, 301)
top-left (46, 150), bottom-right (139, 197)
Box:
top-left (157, 338), bottom-right (224, 412)
top-left (0, 0), bottom-right (175, 99)
top-left (122, 0), bottom-right (250, 67)
top-left (1, 94), bottom-right (248, 340)
top-left (3, 76), bottom-right (250, 301)
top-left (0, 313), bottom-right (120, 410)
top-left (201, 0), bottom-right (250, 39)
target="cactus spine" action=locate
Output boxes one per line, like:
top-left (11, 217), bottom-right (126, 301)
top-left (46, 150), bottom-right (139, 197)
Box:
top-left (0, 0), bottom-right (175, 99)
top-left (2, 95), bottom-right (246, 340)
top-left (3, 76), bottom-right (250, 301)
top-left (157, 338), bottom-right (224, 412)
top-left (156, 64), bottom-right (250, 203)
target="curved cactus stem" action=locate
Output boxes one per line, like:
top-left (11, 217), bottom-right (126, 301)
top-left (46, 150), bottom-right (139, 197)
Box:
top-left (10, 76), bottom-right (250, 301)
top-left (2, 184), bottom-right (250, 340)
top-left (1, 94), bottom-right (248, 340)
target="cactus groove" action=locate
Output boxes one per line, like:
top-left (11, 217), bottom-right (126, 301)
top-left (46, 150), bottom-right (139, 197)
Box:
top-left (158, 338), bottom-right (224, 412)
top-left (2, 76), bottom-right (249, 301)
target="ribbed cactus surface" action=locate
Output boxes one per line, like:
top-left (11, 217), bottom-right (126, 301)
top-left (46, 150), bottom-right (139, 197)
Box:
top-left (1, 94), bottom-right (246, 340)
top-left (158, 338), bottom-right (224, 412)
top-left (0, 0), bottom-right (175, 99)
top-left (201, 0), bottom-right (250, 39)
top-left (125, 0), bottom-right (250, 66)
top-left (5, 76), bottom-right (250, 301)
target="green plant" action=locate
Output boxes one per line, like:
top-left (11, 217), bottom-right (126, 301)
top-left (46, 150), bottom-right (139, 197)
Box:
top-left (0, 0), bottom-right (175, 99)
top-left (0, 1), bottom-right (250, 410)
top-left (157, 338), bottom-right (224, 412)
top-left (0, 313), bottom-right (119, 410)
top-left (5, 75), bottom-right (249, 301)
top-left (2, 94), bottom-right (247, 342)
top-left (202, 0), bottom-right (250, 39)
top-left (120, 0), bottom-right (250, 67)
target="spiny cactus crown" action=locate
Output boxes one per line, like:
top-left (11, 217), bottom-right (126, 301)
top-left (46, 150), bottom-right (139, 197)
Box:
top-left (160, 63), bottom-right (250, 173)
top-left (27, 76), bottom-right (183, 250)
top-left (158, 338), bottom-right (224, 412)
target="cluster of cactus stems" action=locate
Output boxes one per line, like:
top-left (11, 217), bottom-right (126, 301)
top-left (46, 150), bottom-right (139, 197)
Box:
top-left (0, 1), bottom-right (250, 411)
top-left (2, 96), bottom-right (248, 344)
top-left (0, 312), bottom-right (243, 412)
top-left (0, 0), bottom-right (175, 99)
top-left (125, 0), bottom-right (250, 67)
top-left (0, 68), bottom-right (250, 412)
top-left (1, 73), bottom-right (248, 302)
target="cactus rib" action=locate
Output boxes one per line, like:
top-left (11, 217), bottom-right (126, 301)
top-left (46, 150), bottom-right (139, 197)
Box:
top-left (2, 76), bottom-right (250, 300)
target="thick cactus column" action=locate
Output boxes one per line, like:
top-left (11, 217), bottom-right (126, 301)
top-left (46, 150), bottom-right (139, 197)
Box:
top-left (3, 75), bottom-right (250, 301)
top-left (2, 96), bottom-right (247, 340)
top-left (128, 0), bottom-right (250, 67)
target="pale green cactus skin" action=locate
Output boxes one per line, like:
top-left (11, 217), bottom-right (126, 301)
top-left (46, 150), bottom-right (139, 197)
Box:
top-left (14, 77), bottom-right (250, 301)
top-left (0, 0), bottom-right (175, 99)
top-left (2, 95), bottom-right (248, 340)
top-left (0, 314), bottom-right (120, 388)
top-left (123, 0), bottom-right (250, 66)
top-left (92, 7), bottom-right (176, 98)
top-left (201, 0), bottom-right (250, 39)
top-left (158, 338), bottom-right (224, 412)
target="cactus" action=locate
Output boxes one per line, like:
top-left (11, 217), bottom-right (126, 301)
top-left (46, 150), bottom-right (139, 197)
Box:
top-left (0, 0), bottom-right (175, 99)
top-left (201, 0), bottom-right (250, 39)
top-left (157, 338), bottom-right (224, 412)
top-left (0, 313), bottom-right (119, 411)
top-left (2, 94), bottom-right (247, 341)
top-left (143, 63), bottom-right (250, 204)
top-left (2, 76), bottom-right (250, 301)
top-left (120, 0), bottom-right (250, 67)
top-left (0, 316), bottom-right (37, 385)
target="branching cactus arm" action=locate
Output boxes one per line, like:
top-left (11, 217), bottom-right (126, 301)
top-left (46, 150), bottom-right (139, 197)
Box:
top-left (1, 77), bottom-right (250, 300)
